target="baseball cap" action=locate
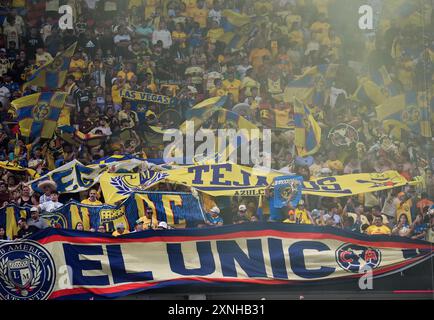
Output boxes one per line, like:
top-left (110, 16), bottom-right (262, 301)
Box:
top-left (116, 222), bottom-right (125, 229)
top-left (0, 48), bottom-right (6, 53)
top-left (239, 204), bottom-right (247, 211)
top-left (158, 221), bottom-right (168, 229)
top-left (30, 207), bottom-right (39, 213)
top-left (210, 206), bottom-right (220, 214)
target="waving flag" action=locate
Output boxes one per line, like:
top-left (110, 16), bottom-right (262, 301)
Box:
top-left (382, 0), bottom-right (432, 28)
top-left (24, 42), bottom-right (77, 90)
top-left (376, 91), bottom-right (432, 138)
top-left (294, 97), bottom-right (322, 156)
top-left (12, 92), bottom-right (68, 139)
top-left (370, 66), bottom-right (401, 97)
top-left (352, 77), bottom-right (388, 106)
top-left (168, 96), bottom-right (227, 164)
top-left (216, 108), bottom-right (259, 163)
top-left (284, 64), bottom-right (338, 106)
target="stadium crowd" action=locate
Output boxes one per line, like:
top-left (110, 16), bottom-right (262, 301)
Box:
top-left (0, 0), bottom-right (432, 241)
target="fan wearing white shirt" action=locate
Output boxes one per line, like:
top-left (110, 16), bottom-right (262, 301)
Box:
top-left (152, 21), bottom-right (172, 49)
top-left (38, 192), bottom-right (63, 213)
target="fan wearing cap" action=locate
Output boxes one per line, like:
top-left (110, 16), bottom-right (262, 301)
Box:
top-left (295, 200), bottom-right (314, 224)
top-left (112, 222), bottom-right (130, 237)
top-left (156, 221), bottom-right (173, 230)
top-left (233, 204), bottom-right (250, 224)
top-left (205, 206), bottom-right (223, 226)
top-left (37, 180), bottom-right (57, 205)
top-left (28, 207), bottom-right (49, 230)
top-left (132, 220), bottom-right (145, 233)
top-left (283, 209), bottom-right (297, 224)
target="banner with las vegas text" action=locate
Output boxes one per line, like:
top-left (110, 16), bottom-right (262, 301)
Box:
top-left (0, 223), bottom-right (431, 300)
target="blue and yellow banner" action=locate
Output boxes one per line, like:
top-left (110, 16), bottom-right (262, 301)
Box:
top-left (284, 64), bottom-right (338, 106)
top-left (0, 161), bottom-right (39, 179)
top-left (0, 223), bottom-right (431, 299)
top-left (28, 158), bottom-right (147, 194)
top-left (294, 97), bottom-right (322, 157)
top-left (24, 42), bottom-right (77, 90)
top-left (0, 192), bottom-right (205, 240)
top-left (353, 77), bottom-right (388, 106)
top-left (100, 162), bottom-right (410, 201)
top-left (12, 92), bottom-right (68, 139)
top-left (376, 91), bottom-right (432, 138)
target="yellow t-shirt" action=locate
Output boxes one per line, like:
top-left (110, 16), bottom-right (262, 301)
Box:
top-left (117, 70), bottom-right (136, 81)
top-left (12, 0), bottom-right (26, 7)
top-left (366, 225), bottom-right (391, 235)
top-left (289, 30), bottom-right (304, 46)
top-left (191, 7), bottom-right (209, 28)
top-left (310, 21), bottom-right (330, 42)
top-left (274, 108), bottom-right (292, 129)
top-left (295, 208), bottom-right (312, 224)
top-left (207, 28), bottom-right (224, 43)
top-left (249, 48), bottom-right (271, 69)
top-left (222, 79), bottom-right (242, 103)
top-left (81, 199), bottom-right (103, 206)
top-left (128, 0), bottom-right (143, 9)
top-left (210, 87), bottom-right (227, 97)
top-left (184, 0), bottom-right (197, 17)
top-left (172, 31), bottom-right (187, 48)
top-left (144, 0), bottom-right (157, 18)
top-left (36, 52), bottom-right (53, 66)
top-left (241, 77), bottom-right (261, 97)
top-left (112, 84), bottom-right (123, 105)
top-left (69, 58), bottom-right (86, 80)
top-left (396, 199), bottom-right (413, 224)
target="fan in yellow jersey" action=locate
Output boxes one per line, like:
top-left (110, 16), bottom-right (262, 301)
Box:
top-left (284, 201), bottom-right (314, 224)
top-left (366, 216), bottom-right (392, 235)
top-left (112, 222), bottom-right (131, 237)
top-left (80, 189), bottom-right (103, 206)
top-left (223, 73), bottom-right (242, 103)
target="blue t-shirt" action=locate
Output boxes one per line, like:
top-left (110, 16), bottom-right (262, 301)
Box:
top-left (206, 213), bottom-right (223, 225)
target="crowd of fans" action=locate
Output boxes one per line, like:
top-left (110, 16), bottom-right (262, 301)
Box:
top-left (0, 1), bottom-right (432, 241)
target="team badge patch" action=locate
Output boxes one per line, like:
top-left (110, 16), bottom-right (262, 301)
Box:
top-left (0, 241), bottom-right (56, 300)
top-left (335, 244), bottom-right (381, 273)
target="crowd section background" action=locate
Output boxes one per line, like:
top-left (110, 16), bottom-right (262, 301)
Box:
top-left (0, 0), bottom-right (432, 241)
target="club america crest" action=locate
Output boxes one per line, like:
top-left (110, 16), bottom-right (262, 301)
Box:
top-left (0, 241), bottom-right (56, 300)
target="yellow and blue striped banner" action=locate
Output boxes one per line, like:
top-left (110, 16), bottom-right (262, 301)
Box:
top-left (12, 92), bottom-right (68, 139)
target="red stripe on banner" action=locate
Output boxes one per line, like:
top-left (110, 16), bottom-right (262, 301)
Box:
top-left (393, 290), bottom-right (434, 294)
top-left (49, 277), bottom-right (292, 299)
top-left (38, 230), bottom-right (434, 250)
